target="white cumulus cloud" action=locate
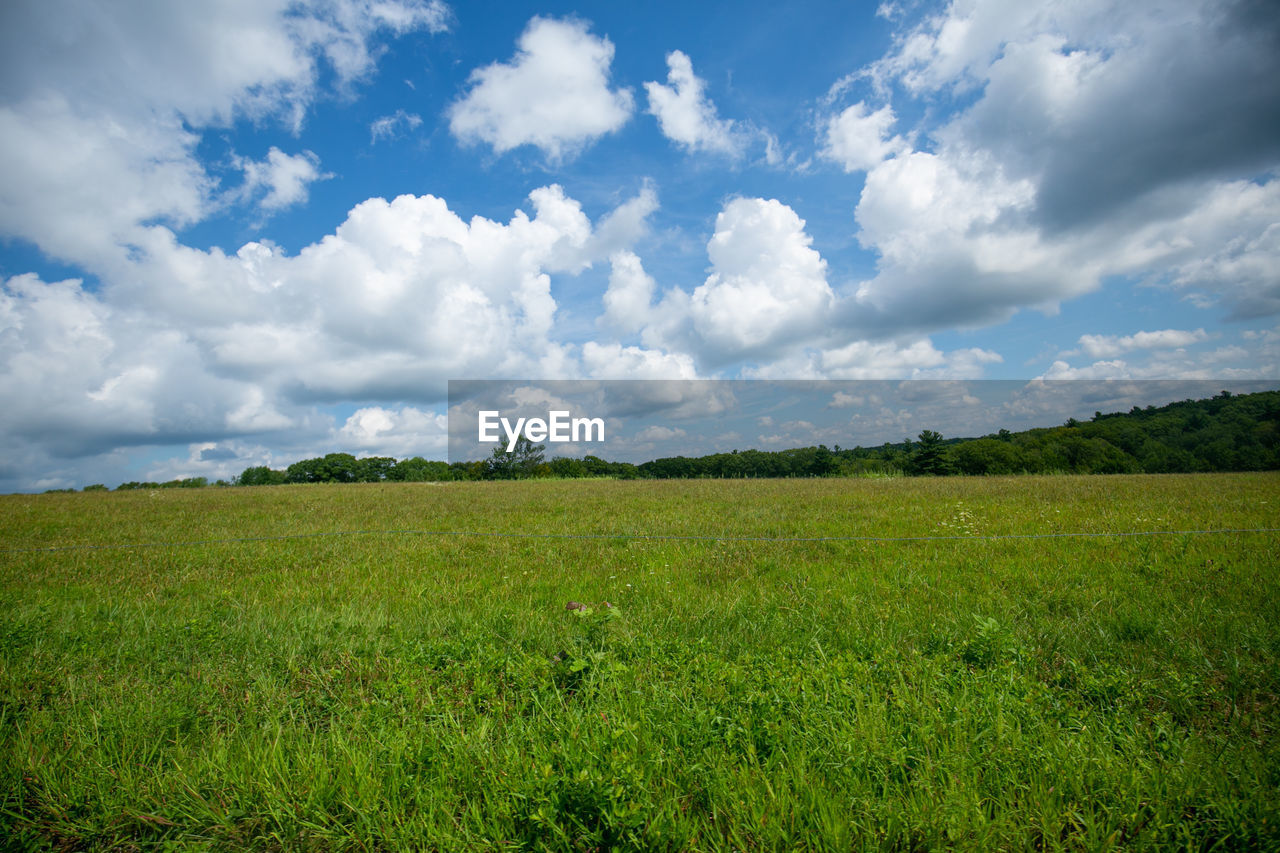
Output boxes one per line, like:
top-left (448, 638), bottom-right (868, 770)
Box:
top-left (600, 251), bottom-right (658, 336)
top-left (0, 0), bottom-right (449, 270)
top-left (238, 147), bottom-right (330, 212)
top-left (338, 406), bottom-right (449, 457)
top-left (617, 198), bottom-right (834, 368)
top-left (447, 16), bottom-right (633, 160)
top-left (644, 50), bottom-right (742, 157)
top-left (828, 0), bottom-right (1280, 336)
top-left (0, 181), bottom-right (658, 489)
top-left (821, 101), bottom-right (903, 172)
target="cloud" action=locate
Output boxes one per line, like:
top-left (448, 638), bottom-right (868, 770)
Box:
top-left (370, 109), bottom-right (424, 142)
top-left (337, 406), bottom-right (449, 457)
top-left (0, 97), bottom-right (210, 269)
top-left (613, 197), bottom-right (834, 368)
top-left (584, 0), bottom-right (1280, 375)
top-left (743, 338), bottom-right (1002, 380)
top-left (831, 0), bottom-right (1280, 333)
top-left (820, 101), bottom-right (903, 172)
top-left (644, 50), bottom-right (742, 156)
top-left (829, 391), bottom-right (863, 409)
top-left (689, 198), bottom-right (833, 360)
top-left (301, 1), bottom-right (451, 87)
top-left (0, 272), bottom-right (307, 461)
top-left (939, 8), bottom-right (1280, 233)
top-left (1161, 193), bottom-right (1280, 320)
top-left (0, 182), bottom-right (657, 489)
top-left (447, 16), bottom-right (633, 160)
top-left (1075, 328), bottom-right (1210, 359)
top-left (1042, 326), bottom-right (1279, 379)
top-left (595, 194), bottom-right (1016, 379)
top-left (847, 148), bottom-right (1059, 331)
top-left (580, 341), bottom-right (697, 379)
top-left (600, 251), bottom-right (657, 336)
top-left (583, 181), bottom-right (660, 259)
top-left (633, 425), bottom-right (687, 442)
top-left (134, 401), bottom-right (451, 484)
top-left (238, 147), bottom-right (330, 212)
top-left (0, 0), bottom-right (449, 269)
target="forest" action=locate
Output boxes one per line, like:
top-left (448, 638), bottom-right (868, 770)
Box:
top-left (86, 388), bottom-right (1278, 491)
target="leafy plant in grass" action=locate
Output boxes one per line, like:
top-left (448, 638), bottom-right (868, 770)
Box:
top-left (959, 615), bottom-right (1018, 669)
top-left (552, 604), bottom-right (626, 692)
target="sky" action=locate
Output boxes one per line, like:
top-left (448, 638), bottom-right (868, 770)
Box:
top-left (0, 0), bottom-right (1277, 490)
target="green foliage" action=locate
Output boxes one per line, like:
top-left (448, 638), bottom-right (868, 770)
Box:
top-left (353, 455), bottom-right (397, 482)
top-left (115, 477), bottom-right (208, 490)
top-left (386, 456), bottom-right (452, 482)
top-left (485, 435), bottom-right (546, 479)
top-left (909, 429), bottom-right (952, 476)
top-left (285, 452), bottom-right (361, 484)
top-left (948, 437), bottom-right (1023, 475)
top-left (631, 390), bottom-right (1279, 479)
top-left (237, 465), bottom-right (287, 486)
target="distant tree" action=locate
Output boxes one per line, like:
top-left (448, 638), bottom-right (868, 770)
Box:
top-left (948, 438), bottom-right (1023, 475)
top-left (638, 456), bottom-right (697, 479)
top-left (285, 453), bottom-right (360, 484)
top-left (581, 455), bottom-right (613, 476)
top-left (485, 435), bottom-right (545, 479)
top-left (156, 477), bottom-right (206, 488)
top-left (547, 457), bottom-right (587, 478)
top-left (449, 460), bottom-right (486, 481)
top-left (611, 462), bottom-right (640, 480)
top-left (82, 484), bottom-right (108, 492)
top-left (238, 466), bottom-right (286, 486)
top-left (909, 430), bottom-right (950, 476)
top-left (811, 445), bottom-right (837, 477)
top-left (388, 457), bottom-right (452, 482)
top-left (354, 456), bottom-right (396, 483)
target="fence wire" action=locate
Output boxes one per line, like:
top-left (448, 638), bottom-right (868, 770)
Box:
top-left (2, 526), bottom-right (1278, 555)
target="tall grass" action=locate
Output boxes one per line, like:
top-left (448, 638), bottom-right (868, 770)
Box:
top-left (1, 474), bottom-right (1277, 849)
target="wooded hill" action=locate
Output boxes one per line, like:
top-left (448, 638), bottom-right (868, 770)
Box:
top-left (94, 388), bottom-right (1279, 491)
top-left (618, 388), bottom-right (1280, 480)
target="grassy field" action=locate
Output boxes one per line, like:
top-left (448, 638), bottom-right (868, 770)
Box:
top-left (1, 474), bottom-right (1278, 850)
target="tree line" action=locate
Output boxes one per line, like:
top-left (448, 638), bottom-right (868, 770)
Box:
top-left (227, 389), bottom-right (1280, 484)
top-left (60, 389), bottom-right (1279, 492)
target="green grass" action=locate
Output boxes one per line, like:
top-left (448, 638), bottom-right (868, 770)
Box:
top-left (1, 474), bottom-right (1278, 850)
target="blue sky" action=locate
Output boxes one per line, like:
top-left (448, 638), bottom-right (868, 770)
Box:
top-left (0, 0), bottom-right (1277, 490)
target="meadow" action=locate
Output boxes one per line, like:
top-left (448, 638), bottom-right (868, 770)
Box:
top-left (1, 474), bottom-right (1277, 850)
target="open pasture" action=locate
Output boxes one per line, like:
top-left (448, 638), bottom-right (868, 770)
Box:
top-left (1, 474), bottom-right (1278, 850)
